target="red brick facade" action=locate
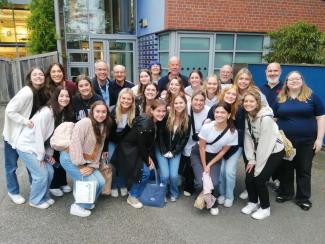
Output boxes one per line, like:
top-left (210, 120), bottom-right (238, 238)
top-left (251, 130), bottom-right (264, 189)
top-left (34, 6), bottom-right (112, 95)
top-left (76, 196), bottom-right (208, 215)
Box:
top-left (165, 0), bottom-right (325, 33)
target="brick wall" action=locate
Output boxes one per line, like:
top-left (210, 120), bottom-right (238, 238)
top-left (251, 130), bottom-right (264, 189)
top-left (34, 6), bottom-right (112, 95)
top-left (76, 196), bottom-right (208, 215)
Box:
top-left (165, 0), bottom-right (325, 32)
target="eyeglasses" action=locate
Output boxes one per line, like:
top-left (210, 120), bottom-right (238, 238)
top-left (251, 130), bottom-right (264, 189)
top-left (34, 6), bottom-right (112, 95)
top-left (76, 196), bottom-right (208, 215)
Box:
top-left (287, 77), bottom-right (302, 82)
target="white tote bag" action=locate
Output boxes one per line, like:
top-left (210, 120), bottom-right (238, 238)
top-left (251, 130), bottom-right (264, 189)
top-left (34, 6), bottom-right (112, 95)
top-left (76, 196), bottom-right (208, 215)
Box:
top-left (74, 180), bottom-right (97, 204)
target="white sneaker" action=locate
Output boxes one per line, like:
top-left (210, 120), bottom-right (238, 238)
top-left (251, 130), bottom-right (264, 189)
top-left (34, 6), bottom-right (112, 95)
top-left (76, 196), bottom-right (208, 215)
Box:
top-left (170, 196), bottom-right (177, 202)
top-left (183, 191), bottom-right (191, 197)
top-left (224, 199), bottom-right (233, 208)
top-left (239, 190), bottom-right (248, 200)
top-left (120, 188), bottom-right (128, 197)
top-left (60, 185), bottom-right (72, 193)
top-left (29, 202), bottom-right (50, 209)
top-left (8, 193), bottom-right (25, 204)
top-left (241, 202), bottom-right (259, 215)
top-left (46, 198), bottom-right (55, 206)
top-left (251, 207), bottom-right (271, 220)
top-left (218, 196), bottom-right (225, 205)
top-left (111, 189), bottom-right (119, 197)
top-left (127, 196), bottom-right (143, 209)
top-left (70, 203), bottom-right (91, 217)
top-left (210, 207), bottom-right (219, 216)
top-left (49, 188), bottom-right (64, 197)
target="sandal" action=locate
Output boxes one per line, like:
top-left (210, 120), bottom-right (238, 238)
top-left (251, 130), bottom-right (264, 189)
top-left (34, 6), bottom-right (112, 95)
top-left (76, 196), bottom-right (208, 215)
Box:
top-left (297, 202), bottom-right (312, 211)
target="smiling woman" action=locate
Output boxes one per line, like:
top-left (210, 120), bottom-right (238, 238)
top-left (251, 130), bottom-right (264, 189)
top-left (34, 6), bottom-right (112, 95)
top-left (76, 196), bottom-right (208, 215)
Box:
top-left (71, 74), bottom-right (104, 121)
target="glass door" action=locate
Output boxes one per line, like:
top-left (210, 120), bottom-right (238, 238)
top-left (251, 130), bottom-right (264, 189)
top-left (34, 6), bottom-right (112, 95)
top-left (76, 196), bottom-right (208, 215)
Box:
top-left (90, 39), bottom-right (136, 82)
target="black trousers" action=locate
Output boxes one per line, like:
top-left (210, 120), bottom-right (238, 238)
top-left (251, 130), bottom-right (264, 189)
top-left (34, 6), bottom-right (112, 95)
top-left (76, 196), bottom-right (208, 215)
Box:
top-left (246, 150), bottom-right (284, 209)
top-left (50, 151), bottom-right (68, 189)
top-left (180, 155), bottom-right (195, 194)
top-left (278, 140), bottom-right (315, 203)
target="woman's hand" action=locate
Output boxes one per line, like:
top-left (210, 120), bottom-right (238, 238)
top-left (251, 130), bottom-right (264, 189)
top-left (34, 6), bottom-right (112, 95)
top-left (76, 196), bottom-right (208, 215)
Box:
top-left (246, 163), bottom-right (255, 173)
top-left (46, 156), bottom-right (56, 165)
top-left (204, 164), bottom-right (210, 174)
top-left (313, 138), bottom-right (322, 153)
top-left (148, 157), bottom-right (155, 170)
top-left (163, 151), bottom-right (173, 158)
top-left (80, 166), bottom-right (94, 176)
top-left (26, 120), bottom-right (34, 128)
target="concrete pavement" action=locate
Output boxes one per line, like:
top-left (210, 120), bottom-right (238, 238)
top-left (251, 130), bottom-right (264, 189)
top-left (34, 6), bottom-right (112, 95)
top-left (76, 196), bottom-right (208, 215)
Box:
top-left (0, 106), bottom-right (325, 244)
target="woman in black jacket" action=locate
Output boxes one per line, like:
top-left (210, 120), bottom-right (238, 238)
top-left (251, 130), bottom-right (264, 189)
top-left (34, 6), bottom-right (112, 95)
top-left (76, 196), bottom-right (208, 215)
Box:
top-left (155, 93), bottom-right (190, 201)
top-left (111, 99), bottom-right (167, 209)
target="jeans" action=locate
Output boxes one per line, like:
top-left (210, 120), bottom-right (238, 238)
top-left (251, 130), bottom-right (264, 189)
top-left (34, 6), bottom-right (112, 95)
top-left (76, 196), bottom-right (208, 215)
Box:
top-left (190, 145), bottom-right (221, 194)
top-left (219, 147), bottom-right (243, 200)
top-left (109, 142), bottom-right (126, 190)
top-left (155, 147), bottom-right (181, 198)
top-left (4, 140), bottom-right (20, 194)
top-left (129, 163), bottom-right (150, 198)
top-left (246, 150), bottom-right (284, 209)
top-left (60, 151), bottom-right (105, 209)
top-left (180, 155), bottom-right (195, 194)
top-left (17, 150), bottom-right (53, 205)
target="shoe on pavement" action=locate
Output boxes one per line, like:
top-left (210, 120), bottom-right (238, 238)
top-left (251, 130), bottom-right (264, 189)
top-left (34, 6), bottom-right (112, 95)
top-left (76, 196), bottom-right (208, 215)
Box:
top-left (241, 202), bottom-right (259, 215)
top-left (49, 188), bottom-right (64, 197)
top-left (46, 198), bottom-right (55, 206)
top-left (210, 207), bottom-right (219, 216)
top-left (183, 191), bottom-right (191, 197)
top-left (120, 188), bottom-right (128, 197)
top-left (224, 199), bottom-right (233, 208)
top-left (251, 207), bottom-right (270, 220)
top-left (8, 193), bottom-right (25, 204)
top-left (239, 190), bottom-right (248, 200)
top-left (127, 196), bottom-right (143, 209)
top-left (70, 203), bottom-right (91, 217)
top-left (170, 196), bottom-right (177, 202)
top-left (29, 202), bottom-right (50, 209)
top-left (111, 189), bottom-right (119, 197)
top-left (218, 196), bottom-right (225, 205)
top-left (60, 185), bottom-right (72, 193)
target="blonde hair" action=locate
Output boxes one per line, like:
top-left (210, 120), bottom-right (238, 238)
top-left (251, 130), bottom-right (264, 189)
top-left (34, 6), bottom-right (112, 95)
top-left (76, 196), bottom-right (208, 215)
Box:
top-left (243, 88), bottom-right (263, 118)
top-left (219, 85), bottom-right (240, 119)
top-left (115, 88), bottom-right (136, 127)
top-left (278, 71), bottom-right (312, 103)
top-left (203, 75), bottom-right (221, 100)
top-left (166, 93), bottom-right (189, 134)
top-left (233, 68), bottom-right (254, 94)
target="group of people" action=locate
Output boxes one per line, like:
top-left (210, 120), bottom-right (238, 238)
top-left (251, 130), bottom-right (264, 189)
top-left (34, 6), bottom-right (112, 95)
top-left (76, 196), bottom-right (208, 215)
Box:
top-left (3, 56), bottom-right (324, 220)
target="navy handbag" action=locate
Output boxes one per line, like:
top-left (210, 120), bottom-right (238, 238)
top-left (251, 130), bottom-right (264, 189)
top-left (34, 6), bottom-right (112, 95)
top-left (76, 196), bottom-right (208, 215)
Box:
top-left (139, 169), bottom-right (166, 208)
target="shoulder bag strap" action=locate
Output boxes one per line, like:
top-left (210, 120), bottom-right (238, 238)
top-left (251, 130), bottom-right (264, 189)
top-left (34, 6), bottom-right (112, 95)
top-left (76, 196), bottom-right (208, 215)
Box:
top-left (206, 126), bottom-right (229, 145)
top-left (190, 108), bottom-right (196, 134)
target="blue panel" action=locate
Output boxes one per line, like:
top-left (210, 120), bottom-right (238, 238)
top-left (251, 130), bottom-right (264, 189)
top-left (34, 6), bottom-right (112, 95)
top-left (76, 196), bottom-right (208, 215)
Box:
top-left (137, 0), bottom-right (164, 36)
top-left (248, 63), bottom-right (325, 145)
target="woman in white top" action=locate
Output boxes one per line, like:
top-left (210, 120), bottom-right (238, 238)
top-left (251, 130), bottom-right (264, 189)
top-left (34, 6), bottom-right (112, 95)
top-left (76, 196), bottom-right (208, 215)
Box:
top-left (16, 86), bottom-right (73, 209)
top-left (184, 70), bottom-right (203, 97)
top-left (191, 101), bottom-right (238, 216)
top-left (203, 75), bottom-right (221, 107)
top-left (3, 67), bottom-right (47, 205)
top-left (132, 69), bottom-right (152, 96)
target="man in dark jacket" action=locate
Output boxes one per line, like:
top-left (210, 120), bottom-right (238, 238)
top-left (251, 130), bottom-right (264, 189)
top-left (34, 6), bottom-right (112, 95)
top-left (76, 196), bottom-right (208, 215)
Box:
top-left (92, 60), bottom-right (111, 106)
top-left (109, 64), bottom-right (134, 106)
top-left (158, 56), bottom-right (189, 92)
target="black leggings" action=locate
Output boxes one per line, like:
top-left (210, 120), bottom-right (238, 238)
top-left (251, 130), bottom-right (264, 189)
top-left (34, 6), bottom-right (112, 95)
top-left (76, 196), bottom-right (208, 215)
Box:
top-left (245, 150), bottom-right (284, 209)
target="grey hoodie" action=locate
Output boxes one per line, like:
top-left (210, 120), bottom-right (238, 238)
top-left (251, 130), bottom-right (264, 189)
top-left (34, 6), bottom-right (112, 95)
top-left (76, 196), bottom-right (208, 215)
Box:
top-left (244, 106), bottom-right (284, 177)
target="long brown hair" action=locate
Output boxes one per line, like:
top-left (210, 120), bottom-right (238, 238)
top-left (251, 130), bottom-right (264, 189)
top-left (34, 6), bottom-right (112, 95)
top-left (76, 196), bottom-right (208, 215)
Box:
top-left (213, 101), bottom-right (236, 133)
top-left (45, 63), bottom-right (66, 88)
top-left (166, 93), bottom-right (189, 134)
top-left (137, 69), bottom-right (152, 96)
top-left (242, 88), bottom-right (263, 118)
top-left (88, 101), bottom-right (112, 144)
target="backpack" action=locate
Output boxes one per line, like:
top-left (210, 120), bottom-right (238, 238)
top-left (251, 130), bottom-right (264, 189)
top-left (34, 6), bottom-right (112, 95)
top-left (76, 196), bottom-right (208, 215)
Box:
top-left (50, 122), bottom-right (75, 151)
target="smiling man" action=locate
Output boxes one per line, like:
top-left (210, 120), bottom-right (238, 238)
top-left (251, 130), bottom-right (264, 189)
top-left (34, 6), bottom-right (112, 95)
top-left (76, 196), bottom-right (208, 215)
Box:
top-left (157, 56), bottom-right (189, 92)
top-left (259, 62), bottom-right (283, 111)
top-left (92, 60), bottom-right (111, 106)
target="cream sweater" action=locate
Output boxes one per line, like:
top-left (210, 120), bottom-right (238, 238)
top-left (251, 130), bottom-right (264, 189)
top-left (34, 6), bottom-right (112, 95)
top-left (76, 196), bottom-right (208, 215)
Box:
top-left (3, 86), bottom-right (34, 148)
top-left (16, 106), bottom-right (55, 161)
top-left (69, 118), bottom-right (105, 168)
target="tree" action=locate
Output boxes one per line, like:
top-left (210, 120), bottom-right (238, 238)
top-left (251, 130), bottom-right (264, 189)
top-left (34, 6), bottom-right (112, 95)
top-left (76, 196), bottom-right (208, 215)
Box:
top-left (26, 0), bottom-right (57, 54)
top-left (264, 22), bottom-right (325, 64)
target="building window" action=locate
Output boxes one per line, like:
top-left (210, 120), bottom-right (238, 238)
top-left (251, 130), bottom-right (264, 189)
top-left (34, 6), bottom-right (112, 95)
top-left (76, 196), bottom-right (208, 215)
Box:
top-left (179, 36), bottom-right (211, 77)
top-left (70, 66), bottom-right (89, 82)
top-left (158, 34), bottom-right (170, 76)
